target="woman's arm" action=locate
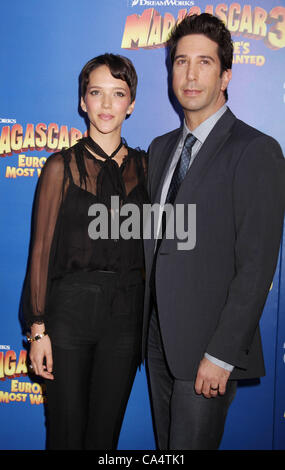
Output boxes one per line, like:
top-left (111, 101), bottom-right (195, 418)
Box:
top-left (24, 153), bottom-right (65, 379)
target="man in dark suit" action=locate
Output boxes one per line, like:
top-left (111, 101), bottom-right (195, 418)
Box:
top-left (142, 13), bottom-right (285, 450)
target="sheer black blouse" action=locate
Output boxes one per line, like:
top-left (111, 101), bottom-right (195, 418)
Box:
top-left (23, 139), bottom-right (148, 328)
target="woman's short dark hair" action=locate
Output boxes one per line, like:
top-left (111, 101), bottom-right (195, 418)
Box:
top-left (168, 13), bottom-right (233, 100)
top-left (80, 53), bottom-right (137, 103)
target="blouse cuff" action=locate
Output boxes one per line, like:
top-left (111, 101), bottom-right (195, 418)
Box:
top-left (27, 315), bottom-right (46, 329)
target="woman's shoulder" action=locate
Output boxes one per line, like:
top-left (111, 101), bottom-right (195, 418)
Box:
top-left (126, 143), bottom-right (147, 166)
top-left (41, 146), bottom-right (75, 182)
top-left (44, 145), bottom-right (75, 169)
top-left (43, 151), bottom-right (64, 172)
top-left (125, 142), bottom-right (148, 179)
top-left (128, 144), bottom-right (147, 164)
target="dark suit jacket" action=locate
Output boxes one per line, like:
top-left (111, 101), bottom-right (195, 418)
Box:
top-left (142, 108), bottom-right (285, 381)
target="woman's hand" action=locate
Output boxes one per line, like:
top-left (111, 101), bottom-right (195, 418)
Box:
top-left (29, 324), bottom-right (54, 380)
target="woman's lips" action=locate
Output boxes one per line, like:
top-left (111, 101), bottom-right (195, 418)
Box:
top-left (98, 114), bottom-right (114, 120)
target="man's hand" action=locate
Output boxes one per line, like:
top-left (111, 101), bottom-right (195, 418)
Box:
top-left (195, 357), bottom-right (231, 398)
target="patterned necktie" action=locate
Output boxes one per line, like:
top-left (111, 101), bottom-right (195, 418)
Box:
top-left (165, 133), bottom-right (197, 205)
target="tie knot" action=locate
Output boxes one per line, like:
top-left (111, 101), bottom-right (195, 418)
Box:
top-left (184, 133), bottom-right (197, 151)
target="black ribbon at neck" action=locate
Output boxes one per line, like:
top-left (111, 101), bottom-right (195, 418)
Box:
top-left (74, 135), bottom-right (128, 209)
top-left (81, 136), bottom-right (123, 160)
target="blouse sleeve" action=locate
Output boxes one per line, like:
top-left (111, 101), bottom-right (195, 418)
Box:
top-left (141, 150), bottom-right (148, 181)
top-left (22, 153), bottom-right (65, 330)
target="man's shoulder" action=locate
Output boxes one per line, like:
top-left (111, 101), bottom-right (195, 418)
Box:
top-left (228, 110), bottom-right (278, 147)
top-left (149, 127), bottom-right (181, 149)
top-left (234, 117), bottom-right (266, 139)
top-left (227, 112), bottom-right (284, 170)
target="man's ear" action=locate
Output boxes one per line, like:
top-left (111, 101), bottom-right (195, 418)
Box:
top-left (221, 69), bottom-right (232, 92)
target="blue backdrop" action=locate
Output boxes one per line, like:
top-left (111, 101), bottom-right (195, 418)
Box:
top-left (0, 0), bottom-right (284, 450)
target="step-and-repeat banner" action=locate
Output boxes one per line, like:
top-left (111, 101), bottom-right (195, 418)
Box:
top-left (1, 0), bottom-right (284, 450)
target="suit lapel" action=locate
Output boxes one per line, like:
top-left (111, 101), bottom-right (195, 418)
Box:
top-left (177, 109), bottom-right (236, 199)
top-left (147, 109), bottom-right (237, 257)
top-left (159, 109), bottom-right (237, 254)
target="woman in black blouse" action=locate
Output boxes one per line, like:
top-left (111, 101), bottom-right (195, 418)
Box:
top-left (23, 54), bottom-right (148, 449)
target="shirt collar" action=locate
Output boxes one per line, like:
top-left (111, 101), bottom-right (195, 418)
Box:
top-left (183, 104), bottom-right (228, 144)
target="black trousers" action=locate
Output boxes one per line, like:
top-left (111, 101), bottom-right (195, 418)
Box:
top-left (45, 270), bottom-right (144, 450)
top-left (147, 309), bottom-right (237, 450)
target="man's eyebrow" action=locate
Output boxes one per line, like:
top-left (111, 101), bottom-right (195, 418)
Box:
top-left (174, 54), bottom-right (187, 61)
top-left (199, 55), bottom-right (215, 62)
top-left (174, 54), bottom-right (216, 62)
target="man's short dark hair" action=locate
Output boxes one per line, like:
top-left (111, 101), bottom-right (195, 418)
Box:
top-left (168, 13), bottom-right (233, 100)
top-left (80, 53), bottom-right (137, 103)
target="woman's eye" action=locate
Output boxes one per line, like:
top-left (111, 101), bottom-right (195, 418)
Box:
top-left (115, 91), bottom-right (125, 97)
top-left (90, 90), bottom-right (100, 95)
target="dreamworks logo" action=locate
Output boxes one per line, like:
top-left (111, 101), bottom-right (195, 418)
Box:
top-left (0, 118), bottom-right (16, 124)
top-left (128, 0), bottom-right (195, 6)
